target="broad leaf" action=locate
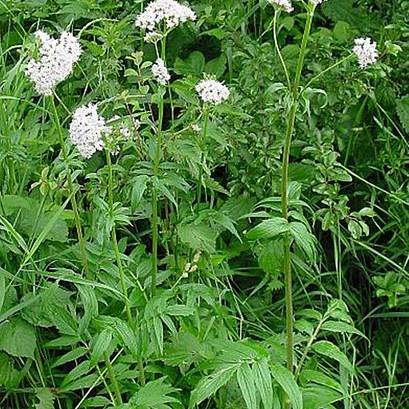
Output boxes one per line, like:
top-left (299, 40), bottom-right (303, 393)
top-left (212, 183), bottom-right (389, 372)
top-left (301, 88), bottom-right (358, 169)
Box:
top-left (311, 341), bottom-right (353, 372)
top-left (177, 223), bottom-right (217, 253)
top-left (190, 364), bottom-right (238, 408)
top-left (270, 363), bottom-right (303, 409)
top-left (246, 217), bottom-right (289, 240)
top-left (237, 363), bottom-right (257, 409)
top-left (0, 318), bottom-right (36, 359)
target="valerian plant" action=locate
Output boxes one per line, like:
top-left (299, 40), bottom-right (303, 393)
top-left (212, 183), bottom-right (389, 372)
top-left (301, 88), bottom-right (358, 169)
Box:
top-left (0, 0), bottom-right (407, 409)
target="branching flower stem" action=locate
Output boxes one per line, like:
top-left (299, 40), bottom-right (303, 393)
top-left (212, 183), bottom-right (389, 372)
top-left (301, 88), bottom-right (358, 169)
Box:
top-left (105, 149), bottom-right (133, 326)
top-left (50, 94), bottom-right (89, 278)
top-left (273, 10), bottom-right (291, 90)
top-left (151, 38), bottom-right (167, 297)
top-left (303, 53), bottom-right (354, 91)
top-left (281, 7), bottom-right (314, 407)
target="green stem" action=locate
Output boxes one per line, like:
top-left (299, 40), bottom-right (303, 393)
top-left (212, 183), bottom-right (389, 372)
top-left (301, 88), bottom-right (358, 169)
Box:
top-left (273, 11), bottom-right (291, 90)
top-left (303, 54), bottom-right (354, 92)
top-left (105, 150), bottom-right (133, 325)
top-left (151, 86), bottom-right (164, 297)
top-left (281, 6), bottom-right (314, 400)
top-left (50, 95), bottom-right (89, 278)
top-left (104, 352), bottom-right (123, 406)
top-left (138, 356), bottom-right (146, 386)
top-left (295, 320), bottom-right (324, 379)
top-left (196, 110), bottom-right (209, 210)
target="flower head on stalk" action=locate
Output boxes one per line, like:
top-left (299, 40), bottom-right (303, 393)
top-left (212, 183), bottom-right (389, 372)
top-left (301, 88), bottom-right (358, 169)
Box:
top-left (196, 77), bottom-right (230, 105)
top-left (69, 104), bottom-right (108, 159)
top-left (135, 0), bottom-right (196, 34)
top-left (152, 58), bottom-right (171, 85)
top-left (267, 0), bottom-right (293, 13)
top-left (26, 30), bottom-right (82, 96)
top-left (353, 37), bottom-right (379, 68)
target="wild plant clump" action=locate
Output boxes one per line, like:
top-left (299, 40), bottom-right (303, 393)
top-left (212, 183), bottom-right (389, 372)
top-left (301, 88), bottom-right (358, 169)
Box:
top-left (0, 0), bottom-right (407, 408)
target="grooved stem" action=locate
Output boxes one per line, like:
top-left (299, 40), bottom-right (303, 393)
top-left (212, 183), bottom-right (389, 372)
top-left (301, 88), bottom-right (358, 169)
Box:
top-left (105, 149), bottom-right (133, 325)
top-left (50, 95), bottom-right (89, 278)
top-left (151, 86), bottom-right (164, 297)
top-left (281, 8), bottom-right (314, 409)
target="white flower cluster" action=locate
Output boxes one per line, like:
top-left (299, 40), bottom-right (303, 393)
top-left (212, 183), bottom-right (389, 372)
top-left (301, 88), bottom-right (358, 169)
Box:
top-left (196, 79), bottom-right (230, 105)
top-left (69, 104), bottom-right (107, 159)
top-left (135, 0), bottom-right (196, 33)
top-left (267, 0), bottom-right (293, 13)
top-left (353, 37), bottom-right (378, 68)
top-left (152, 58), bottom-right (171, 85)
top-left (26, 30), bottom-right (82, 96)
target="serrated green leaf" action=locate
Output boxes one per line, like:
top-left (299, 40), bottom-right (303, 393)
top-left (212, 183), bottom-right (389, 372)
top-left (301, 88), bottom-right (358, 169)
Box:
top-left (0, 318), bottom-right (36, 359)
top-left (129, 378), bottom-right (180, 408)
top-left (321, 321), bottom-right (366, 339)
top-left (311, 341), bottom-right (353, 372)
top-left (289, 222), bottom-right (316, 261)
top-left (177, 223), bottom-right (217, 253)
top-left (0, 352), bottom-right (20, 388)
top-left (396, 95), bottom-right (409, 134)
top-left (237, 363), bottom-right (257, 409)
top-left (34, 388), bottom-right (55, 409)
top-left (60, 360), bottom-right (91, 389)
top-left (131, 175), bottom-right (150, 209)
top-left (114, 320), bottom-right (139, 357)
top-left (190, 364), bottom-right (238, 408)
top-left (270, 363), bottom-right (302, 409)
top-left (51, 347), bottom-right (88, 368)
top-left (90, 329), bottom-right (113, 366)
top-left (253, 358), bottom-right (273, 409)
top-left (246, 218), bottom-right (289, 240)
top-left (77, 284), bottom-right (99, 334)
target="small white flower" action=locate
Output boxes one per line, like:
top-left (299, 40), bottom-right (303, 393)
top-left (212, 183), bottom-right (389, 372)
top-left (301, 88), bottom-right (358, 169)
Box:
top-left (69, 104), bottom-right (107, 159)
top-left (152, 58), bottom-right (171, 85)
top-left (135, 0), bottom-right (196, 33)
top-left (196, 79), bottom-right (230, 105)
top-left (267, 0), bottom-right (293, 13)
top-left (191, 124), bottom-right (201, 132)
top-left (193, 251), bottom-right (201, 263)
top-left (144, 31), bottom-right (163, 43)
top-left (25, 30), bottom-right (82, 96)
top-left (310, 0), bottom-right (326, 5)
top-left (353, 37), bottom-right (378, 68)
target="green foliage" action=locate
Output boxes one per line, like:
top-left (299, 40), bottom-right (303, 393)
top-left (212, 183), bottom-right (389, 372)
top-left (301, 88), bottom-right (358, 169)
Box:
top-left (0, 0), bottom-right (408, 408)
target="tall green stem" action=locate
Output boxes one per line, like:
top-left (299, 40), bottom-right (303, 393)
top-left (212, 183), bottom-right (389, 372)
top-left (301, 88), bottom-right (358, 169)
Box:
top-left (151, 86), bottom-right (164, 297)
top-left (196, 109), bottom-right (209, 209)
top-left (50, 95), bottom-right (89, 278)
top-left (105, 150), bottom-right (133, 325)
top-left (104, 352), bottom-right (123, 406)
top-left (281, 7), bottom-right (314, 402)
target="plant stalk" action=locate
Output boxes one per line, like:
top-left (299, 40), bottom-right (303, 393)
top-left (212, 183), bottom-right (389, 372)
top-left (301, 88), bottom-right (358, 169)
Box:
top-left (151, 85), bottom-right (164, 297)
top-left (281, 8), bottom-right (314, 407)
top-left (104, 352), bottom-right (123, 406)
top-left (105, 149), bottom-right (133, 325)
top-left (273, 11), bottom-right (291, 90)
top-left (50, 95), bottom-right (89, 278)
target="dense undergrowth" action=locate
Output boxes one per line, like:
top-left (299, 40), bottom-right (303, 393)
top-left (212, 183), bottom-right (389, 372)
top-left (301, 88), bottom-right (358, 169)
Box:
top-left (0, 0), bottom-right (408, 408)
